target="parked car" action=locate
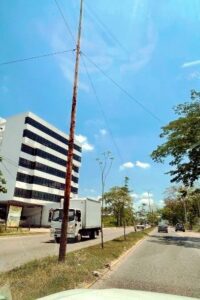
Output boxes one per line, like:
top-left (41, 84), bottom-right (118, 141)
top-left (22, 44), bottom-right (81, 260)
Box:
top-left (158, 223), bottom-right (168, 233)
top-left (136, 224), bottom-right (145, 230)
top-left (175, 223), bottom-right (185, 232)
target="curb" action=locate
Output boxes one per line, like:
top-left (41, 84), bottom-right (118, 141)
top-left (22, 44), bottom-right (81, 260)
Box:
top-left (85, 230), bottom-right (152, 289)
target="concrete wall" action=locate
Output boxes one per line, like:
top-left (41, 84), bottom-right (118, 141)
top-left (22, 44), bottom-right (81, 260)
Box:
top-left (22, 206), bottom-right (42, 226)
top-left (0, 113), bottom-right (27, 201)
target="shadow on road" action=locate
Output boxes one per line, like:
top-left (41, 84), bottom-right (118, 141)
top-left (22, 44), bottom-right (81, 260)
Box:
top-left (44, 236), bottom-right (98, 244)
top-left (148, 235), bottom-right (200, 249)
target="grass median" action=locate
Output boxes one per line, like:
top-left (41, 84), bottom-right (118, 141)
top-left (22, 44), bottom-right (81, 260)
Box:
top-left (0, 228), bottom-right (153, 300)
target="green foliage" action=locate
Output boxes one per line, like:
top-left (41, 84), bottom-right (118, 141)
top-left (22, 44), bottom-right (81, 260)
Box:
top-left (104, 179), bottom-right (135, 226)
top-left (102, 215), bottom-right (117, 227)
top-left (0, 156), bottom-right (7, 193)
top-left (146, 211), bottom-right (159, 225)
top-left (151, 90), bottom-right (200, 187)
top-left (160, 185), bottom-right (200, 227)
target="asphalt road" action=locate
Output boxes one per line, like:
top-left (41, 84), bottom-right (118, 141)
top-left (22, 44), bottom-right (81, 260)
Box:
top-left (92, 227), bottom-right (200, 298)
top-left (0, 227), bottom-right (135, 272)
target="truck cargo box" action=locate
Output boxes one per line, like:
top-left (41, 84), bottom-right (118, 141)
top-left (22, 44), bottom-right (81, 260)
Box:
top-left (69, 198), bottom-right (101, 229)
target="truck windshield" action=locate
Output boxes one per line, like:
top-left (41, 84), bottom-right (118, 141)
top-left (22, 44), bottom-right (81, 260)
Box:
top-left (52, 209), bottom-right (75, 222)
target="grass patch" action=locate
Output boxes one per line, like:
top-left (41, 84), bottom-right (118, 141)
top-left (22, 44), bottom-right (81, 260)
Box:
top-left (192, 224), bottom-right (200, 233)
top-left (0, 228), bottom-right (153, 300)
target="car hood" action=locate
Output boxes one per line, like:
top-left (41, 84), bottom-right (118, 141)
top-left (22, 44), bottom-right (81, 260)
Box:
top-left (37, 289), bottom-right (197, 300)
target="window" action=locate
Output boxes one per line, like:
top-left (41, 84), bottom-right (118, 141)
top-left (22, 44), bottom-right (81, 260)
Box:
top-left (25, 116), bottom-right (82, 153)
top-left (23, 130), bottom-right (81, 162)
top-left (21, 143), bottom-right (79, 173)
top-left (14, 188), bottom-right (32, 198)
top-left (14, 187), bottom-right (63, 202)
top-left (19, 157), bottom-right (65, 178)
top-left (18, 158), bottom-right (79, 183)
top-left (16, 172), bottom-right (79, 192)
top-left (71, 186), bottom-right (78, 194)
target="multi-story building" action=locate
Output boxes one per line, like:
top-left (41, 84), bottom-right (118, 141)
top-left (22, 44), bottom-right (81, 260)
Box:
top-left (0, 112), bottom-right (82, 226)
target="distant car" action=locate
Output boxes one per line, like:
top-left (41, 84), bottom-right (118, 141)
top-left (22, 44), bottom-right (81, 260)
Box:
top-left (158, 223), bottom-right (168, 233)
top-left (175, 223), bottom-right (185, 232)
top-left (136, 224), bottom-right (145, 230)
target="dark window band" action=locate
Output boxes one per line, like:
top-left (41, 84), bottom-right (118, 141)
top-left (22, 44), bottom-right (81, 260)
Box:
top-left (21, 144), bottom-right (79, 173)
top-left (25, 116), bottom-right (82, 153)
top-left (14, 187), bottom-right (78, 201)
top-left (23, 129), bottom-right (81, 163)
top-left (19, 158), bottom-right (79, 184)
top-left (16, 172), bottom-right (78, 190)
top-left (16, 172), bottom-right (78, 188)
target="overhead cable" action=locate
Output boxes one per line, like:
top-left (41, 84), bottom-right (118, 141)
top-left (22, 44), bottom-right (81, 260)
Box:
top-left (0, 49), bottom-right (74, 66)
top-left (54, 0), bottom-right (76, 43)
top-left (81, 54), bottom-right (124, 164)
top-left (84, 2), bottom-right (129, 56)
top-left (82, 52), bottom-right (162, 124)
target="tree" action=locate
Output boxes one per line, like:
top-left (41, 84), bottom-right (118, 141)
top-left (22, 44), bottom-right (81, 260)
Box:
top-left (0, 157), bottom-right (7, 194)
top-left (104, 184), bottom-right (133, 227)
top-left (147, 211), bottom-right (159, 225)
top-left (151, 90), bottom-right (200, 187)
top-left (160, 185), bottom-right (200, 228)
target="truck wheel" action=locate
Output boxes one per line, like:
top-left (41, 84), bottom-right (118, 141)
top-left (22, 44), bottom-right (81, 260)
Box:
top-left (89, 231), bottom-right (95, 239)
top-left (55, 237), bottom-right (60, 243)
top-left (75, 233), bottom-right (82, 242)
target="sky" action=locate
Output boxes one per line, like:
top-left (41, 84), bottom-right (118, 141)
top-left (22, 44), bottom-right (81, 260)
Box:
top-left (1, 0), bottom-right (200, 210)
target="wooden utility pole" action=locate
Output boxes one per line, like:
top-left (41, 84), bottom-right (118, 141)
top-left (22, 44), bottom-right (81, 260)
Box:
top-left (58, 0), bottom-right (83, 262)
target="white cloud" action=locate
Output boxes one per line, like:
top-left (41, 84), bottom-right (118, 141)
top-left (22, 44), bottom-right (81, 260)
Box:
top-left (131, 193), bottom-right (139, 199)
top-left (75, 134), bottom-right (94, 152)
top-left (182, 59), bottom-right (200, 68)
top-left (140, 197), bottom-right (154, 206)
top-left (119, 160), bottom-right (150, 171)
top-left (158, 200), bottom-right (164, 208)
top-left (121, 22), bottom-right (157, 73)
top-left (141, 192), bottom-right (153, 198)
top-left (188, 71), bottom-right (200, 80)
top-left (99, 129), bottom-right (107, 136)
top-left (135, 161), bottom-right (150, 169)
top-left (120, 161), bottom-right (134, 170)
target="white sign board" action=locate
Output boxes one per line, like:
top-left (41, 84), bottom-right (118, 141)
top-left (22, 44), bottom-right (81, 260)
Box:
top-left (7, 205), bottom-right (22, 227)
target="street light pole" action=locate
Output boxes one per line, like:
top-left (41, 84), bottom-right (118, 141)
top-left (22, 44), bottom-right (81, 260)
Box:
top-left (97, 151), bottom-right (113, 249)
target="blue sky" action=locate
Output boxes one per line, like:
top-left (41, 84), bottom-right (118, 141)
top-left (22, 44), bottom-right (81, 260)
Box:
top-left (1, 0), bottom-right (200, 208)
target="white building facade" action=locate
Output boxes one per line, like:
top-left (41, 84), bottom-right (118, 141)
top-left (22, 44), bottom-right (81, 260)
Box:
top-left (0, 112), bottom-right (82, 226)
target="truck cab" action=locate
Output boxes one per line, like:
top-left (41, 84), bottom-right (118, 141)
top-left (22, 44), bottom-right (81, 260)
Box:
top-left (51, 208), bottom-right (82, 243)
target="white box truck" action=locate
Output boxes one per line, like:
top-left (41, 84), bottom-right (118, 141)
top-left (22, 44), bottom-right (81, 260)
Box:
top-left (50, 198), bottom-right (101, 243)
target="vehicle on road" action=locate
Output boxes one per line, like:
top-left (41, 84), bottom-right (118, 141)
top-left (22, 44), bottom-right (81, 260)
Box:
top-left (50, 198), bottom-right (101, 243)
top-left (37, 288), bottom-right (197, 300)
top-left (175, 223), bottom-right (185, 232)
top-left (158, 223), bottom-right (168, 233)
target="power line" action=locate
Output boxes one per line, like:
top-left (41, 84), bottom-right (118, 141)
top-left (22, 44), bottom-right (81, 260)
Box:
top-left (84, 2), bottom-right (129, 56)
top-left (54, 0), bottom-right (76, 43)
top-left (82, 52), bottom-right (162, 124)
top-left (0, 49), bottom-right (74, 66)
top-left (1, 156), bottom-right (19, 168)
top-left (81, 54), bottom-right (124, 164)
top-left (1, 161), bottom-right (16, 182)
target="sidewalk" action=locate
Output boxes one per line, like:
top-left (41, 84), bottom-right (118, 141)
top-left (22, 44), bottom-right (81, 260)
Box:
top-left (29, 228), bottom-right (50, 233)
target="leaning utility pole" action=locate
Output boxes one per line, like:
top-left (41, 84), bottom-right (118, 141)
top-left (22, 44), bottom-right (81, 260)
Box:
top-left (58, 0), bottom-right (83, 262)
